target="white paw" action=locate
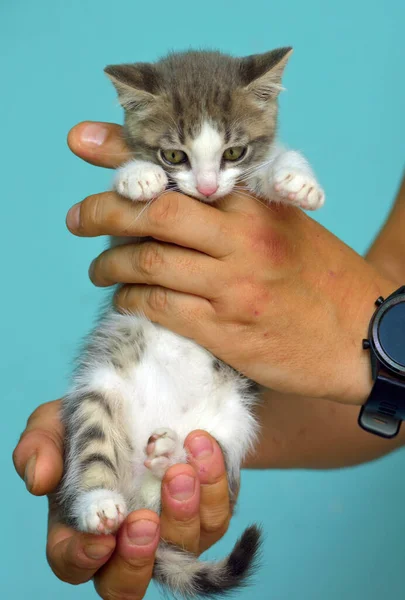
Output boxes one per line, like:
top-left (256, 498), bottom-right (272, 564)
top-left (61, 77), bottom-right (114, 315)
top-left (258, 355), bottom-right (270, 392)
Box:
top-left (114, 161), bottom-right (168, 202)
top-left (144, 428), bottom-right (183, 479)
top-left (76, 489), bottom-right (127, 534)
top-left (273, 169), bottom-right (325, 210)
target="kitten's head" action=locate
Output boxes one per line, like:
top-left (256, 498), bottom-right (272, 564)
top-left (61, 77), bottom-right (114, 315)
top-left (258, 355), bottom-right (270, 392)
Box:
top-left (105, 48), bottom-right (292, 202)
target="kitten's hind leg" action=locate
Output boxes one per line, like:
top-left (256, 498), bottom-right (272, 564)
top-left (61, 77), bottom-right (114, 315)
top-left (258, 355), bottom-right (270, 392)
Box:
top-left (60, 390), bottom-right (131, 535)
top-left (140, 428), bottom-right (187, 512)
top-left (144, 428), bottom-right (186, 478)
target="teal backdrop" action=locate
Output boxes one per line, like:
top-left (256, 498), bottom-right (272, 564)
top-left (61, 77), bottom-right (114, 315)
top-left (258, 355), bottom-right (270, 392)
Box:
top-left (1, 0), bottom-right (404, 598)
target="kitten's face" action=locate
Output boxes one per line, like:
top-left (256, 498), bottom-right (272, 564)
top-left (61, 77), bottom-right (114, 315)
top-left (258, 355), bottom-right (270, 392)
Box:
top-left (105, 48), bottom-right (292, 203)
top-left (152, 120), bottom-right (254, 202)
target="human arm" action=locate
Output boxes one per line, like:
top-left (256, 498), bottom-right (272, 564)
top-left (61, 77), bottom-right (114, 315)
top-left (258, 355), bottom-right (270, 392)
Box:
top-left (67, 124), bottom-right (397, 408)
top-left (13, 400), bottom-right (232, 598)
top-left (247, 173), bottom-right (405, 469)
top-left (367, 173), bottom-right (405, 284)
top-left (66, 122), bottom-right (405, 471)
top-left (246, 390), bottom-right (405, 469)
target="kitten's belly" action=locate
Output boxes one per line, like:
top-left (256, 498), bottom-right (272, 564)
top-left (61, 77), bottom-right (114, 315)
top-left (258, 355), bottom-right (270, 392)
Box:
top-left (119, 317), bottom-right (249, 460)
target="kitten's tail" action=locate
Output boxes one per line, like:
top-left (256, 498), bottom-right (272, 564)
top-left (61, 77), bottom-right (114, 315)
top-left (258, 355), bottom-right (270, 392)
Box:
top-left (153, 524), bottom-right (261, 598)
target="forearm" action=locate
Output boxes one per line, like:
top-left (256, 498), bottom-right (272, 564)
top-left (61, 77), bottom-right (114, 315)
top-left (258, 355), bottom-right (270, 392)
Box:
top-left (245, 172), bottom-right (405, 470)
top-left (245, 389), bottom-right (405, 469)
top-left (68, 123), bottom-right (404, 470)
top-left (366, 173), bottom-right (405, 283)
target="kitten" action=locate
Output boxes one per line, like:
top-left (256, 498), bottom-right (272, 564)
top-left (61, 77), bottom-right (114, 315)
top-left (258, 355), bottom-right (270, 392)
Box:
top-left (60, 48), bottom-right (324, 598)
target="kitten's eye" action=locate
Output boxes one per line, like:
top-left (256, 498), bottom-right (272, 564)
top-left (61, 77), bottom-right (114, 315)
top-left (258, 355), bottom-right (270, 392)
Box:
top-left (160, 149), bottom-right (188, 165)
top-left (223, 146), bottom-right (247, 161)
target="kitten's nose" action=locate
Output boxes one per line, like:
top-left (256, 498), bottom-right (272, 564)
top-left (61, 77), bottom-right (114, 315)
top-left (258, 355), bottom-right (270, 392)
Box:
top-left (197, 184), bottom-right (219, 197)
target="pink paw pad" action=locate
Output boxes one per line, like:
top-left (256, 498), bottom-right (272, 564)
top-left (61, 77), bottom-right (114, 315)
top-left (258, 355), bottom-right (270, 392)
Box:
top-left (144, 428), bottom-right (181, 478)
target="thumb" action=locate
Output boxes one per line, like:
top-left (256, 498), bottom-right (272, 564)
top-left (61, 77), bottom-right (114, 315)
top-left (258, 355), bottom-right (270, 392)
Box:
top-left (12, 400), bottom-right (64, 495)
top-left (67, 121), bottom-right (131, 169)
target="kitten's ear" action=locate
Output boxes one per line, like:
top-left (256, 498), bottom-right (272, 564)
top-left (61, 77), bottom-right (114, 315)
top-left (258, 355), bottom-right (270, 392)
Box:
top-left (104, 63), bottom-right (159, 111)
top-left (241, 47), bottom-right (293, 102)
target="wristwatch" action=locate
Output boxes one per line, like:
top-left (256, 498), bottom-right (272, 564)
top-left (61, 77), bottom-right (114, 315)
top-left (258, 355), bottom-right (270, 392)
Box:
top-left (359, 285), bottom-right (405, 438)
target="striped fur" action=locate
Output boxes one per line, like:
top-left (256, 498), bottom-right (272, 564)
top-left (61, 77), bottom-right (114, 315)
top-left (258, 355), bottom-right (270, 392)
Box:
top-left (60, 48), bottom-right (325, 598)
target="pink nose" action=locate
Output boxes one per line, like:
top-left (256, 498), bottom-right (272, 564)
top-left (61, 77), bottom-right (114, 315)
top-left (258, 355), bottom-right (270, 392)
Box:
top-left (197, 184), bottom-right (218, 197)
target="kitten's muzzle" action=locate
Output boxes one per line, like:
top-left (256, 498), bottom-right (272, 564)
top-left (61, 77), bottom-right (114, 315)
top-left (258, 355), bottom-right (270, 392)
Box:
top-left (197, 183), bottom-right (219, 197)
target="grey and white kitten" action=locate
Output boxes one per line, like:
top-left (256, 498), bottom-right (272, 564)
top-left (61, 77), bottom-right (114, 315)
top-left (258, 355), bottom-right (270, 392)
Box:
top-left (60, 48), bottom-right (324, 598)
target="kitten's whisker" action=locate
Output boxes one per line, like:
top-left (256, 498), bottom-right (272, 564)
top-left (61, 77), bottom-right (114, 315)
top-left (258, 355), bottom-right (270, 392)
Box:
top-left (122, 186), bottom-right (180, 232)
top-left (237, 159), bottom-right (275, 179)
top-left (127, 199), bottom-right (154, 231)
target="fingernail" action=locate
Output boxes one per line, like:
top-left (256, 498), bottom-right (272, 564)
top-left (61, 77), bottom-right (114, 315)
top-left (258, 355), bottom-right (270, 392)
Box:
top-left (127, 519), bottom-right (158, 546)
top-left (24, 455), bottom-right (36, 492)
top-left (81, 123), bottom-right (108, 146)
top-left (167, 474), bottom-right (196, 501)
top-left (66, 203), bottom-right (81, 231)
top-left (84, 543), bottom-right (113, 560)
top-left (188, 435), bottom-right (213, 460)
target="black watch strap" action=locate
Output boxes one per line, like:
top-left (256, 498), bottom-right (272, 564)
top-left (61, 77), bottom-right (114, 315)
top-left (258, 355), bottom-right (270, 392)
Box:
top-left (358, 372), bottom-right (405, 438)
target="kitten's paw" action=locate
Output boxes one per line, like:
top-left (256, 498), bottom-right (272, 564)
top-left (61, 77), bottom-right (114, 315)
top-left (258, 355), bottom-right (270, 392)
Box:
top-left (114, 162), bottom-right (168, 202)
top-left (144, 428), bottom-right (184, 479)
top-left (76, 489), bottom-right (127, 534)
top-left (273, 169), bottom-right (325, 210)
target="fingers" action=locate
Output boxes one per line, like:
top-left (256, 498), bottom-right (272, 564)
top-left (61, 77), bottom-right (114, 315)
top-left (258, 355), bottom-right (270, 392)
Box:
top-left (160, 464), bottom-right (201, 554)
top-left (114, 285), bottom-right (216, 346)
top-left (66, 191), bottom-right (235, 259)
top-left (12, 400), bottom-right (64, 495)
top-left (94, 510), bottom-right (160, 600)
top-left (185, 432), bottom-right (232, 554)
top-left (47, 506), bottom-right (115, 585)
top-left (67, 122), bottom-right (132, 169)
top-left (90, 242), bottom-right (221, 300)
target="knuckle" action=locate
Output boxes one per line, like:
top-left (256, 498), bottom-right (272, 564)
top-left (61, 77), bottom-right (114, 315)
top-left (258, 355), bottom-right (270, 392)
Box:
top-left (94, 582), bottom-right (142, 600)
top-left (168, 514), bottom-right (199, 530)
top-left (80, 194), bottom-right (105, 232)
top-left (48, 568), bottom-right (77, 585)
top-left (20, 401), bottom-right (63, 449)
top-left (147, 286), bottom-right (169, 312)
top-left (26, 400), bottom-right (55, 426)
top-left (201, 507), bottom-right (230, 534)
top-left (115, 285), bottom-right (131, 310)
top-left (20, 425), bottom-right (64, 458)
top-left (216, 276), bottom-right (269, 324)
top-left (137, 243), bottom-right (164, 279)
top-left (97, 252), bottom-right (120, 284)
top-left (46, 551), bottom-right (78, 586)
top-left (148, 193), bottom-right (181, 228)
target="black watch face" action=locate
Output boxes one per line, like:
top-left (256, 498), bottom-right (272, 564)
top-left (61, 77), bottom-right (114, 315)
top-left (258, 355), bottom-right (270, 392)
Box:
top-left (373, 297), bottom-right (405, 373)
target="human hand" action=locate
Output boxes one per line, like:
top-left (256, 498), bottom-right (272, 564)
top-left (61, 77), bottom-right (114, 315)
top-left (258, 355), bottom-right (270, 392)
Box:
top-left (66, 122), bottom-right (398, 406)
top-left (13, 400), bottom-right (232, 599)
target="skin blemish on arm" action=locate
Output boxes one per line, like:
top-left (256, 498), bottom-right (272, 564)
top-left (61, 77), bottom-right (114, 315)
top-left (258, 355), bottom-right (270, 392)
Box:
top-left (248, 225), bottom-right (290, 266)
top-left (232, 276), bottom-right (271, 322)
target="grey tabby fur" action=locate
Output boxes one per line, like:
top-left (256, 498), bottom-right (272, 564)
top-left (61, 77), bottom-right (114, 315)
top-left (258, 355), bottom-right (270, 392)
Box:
top-left (59, 47), bottom-right (324, 599)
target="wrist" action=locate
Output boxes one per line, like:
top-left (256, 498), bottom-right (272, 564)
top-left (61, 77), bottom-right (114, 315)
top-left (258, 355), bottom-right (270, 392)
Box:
top-left (327, 274), bottom-right (399, 406)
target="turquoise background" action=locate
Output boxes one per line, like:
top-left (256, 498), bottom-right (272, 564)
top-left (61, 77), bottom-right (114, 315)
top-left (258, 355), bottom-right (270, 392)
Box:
top-left (1, 0), bottom-right (404, 598)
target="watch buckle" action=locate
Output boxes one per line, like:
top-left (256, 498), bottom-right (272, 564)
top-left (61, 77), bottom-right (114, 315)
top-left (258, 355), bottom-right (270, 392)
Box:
top-left (358, 406), bottom-right (401, 439)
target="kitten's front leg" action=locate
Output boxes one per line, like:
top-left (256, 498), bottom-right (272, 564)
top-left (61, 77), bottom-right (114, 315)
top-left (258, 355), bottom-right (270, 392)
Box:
top-left (254, 149), bottom-right (325, 210)
top-left (115, 159), bottom-right (168, 201)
